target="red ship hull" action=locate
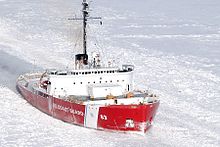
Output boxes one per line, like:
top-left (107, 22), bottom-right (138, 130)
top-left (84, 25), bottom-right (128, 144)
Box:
top-left (17, 82), bottom-right (159, 133)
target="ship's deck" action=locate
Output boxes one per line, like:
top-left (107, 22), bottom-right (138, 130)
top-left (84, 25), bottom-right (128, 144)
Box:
top-left (17, 73), bottom-right (159, 106)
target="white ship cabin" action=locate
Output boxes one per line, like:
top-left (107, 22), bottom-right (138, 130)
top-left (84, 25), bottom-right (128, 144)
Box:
top-left (45, 53), bottom-right (134, 100)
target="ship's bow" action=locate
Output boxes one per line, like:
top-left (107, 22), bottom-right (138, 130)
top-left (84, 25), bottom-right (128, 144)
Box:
top-left (97, 101), bottom-right (160, 133)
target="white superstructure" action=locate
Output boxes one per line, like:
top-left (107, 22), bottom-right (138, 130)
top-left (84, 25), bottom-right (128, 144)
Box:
top-left (47, 65), bottom-right (134, 98)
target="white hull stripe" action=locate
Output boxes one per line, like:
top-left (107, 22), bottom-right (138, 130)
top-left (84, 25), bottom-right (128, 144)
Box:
top-left (84, 105), bottom-right (100, 129)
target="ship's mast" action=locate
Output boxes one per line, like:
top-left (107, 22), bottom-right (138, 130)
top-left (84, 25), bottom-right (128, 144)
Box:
top-left (69, 0), bottom-right (101, 67)
top-left (82, 0), bottom-right (88, 55)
